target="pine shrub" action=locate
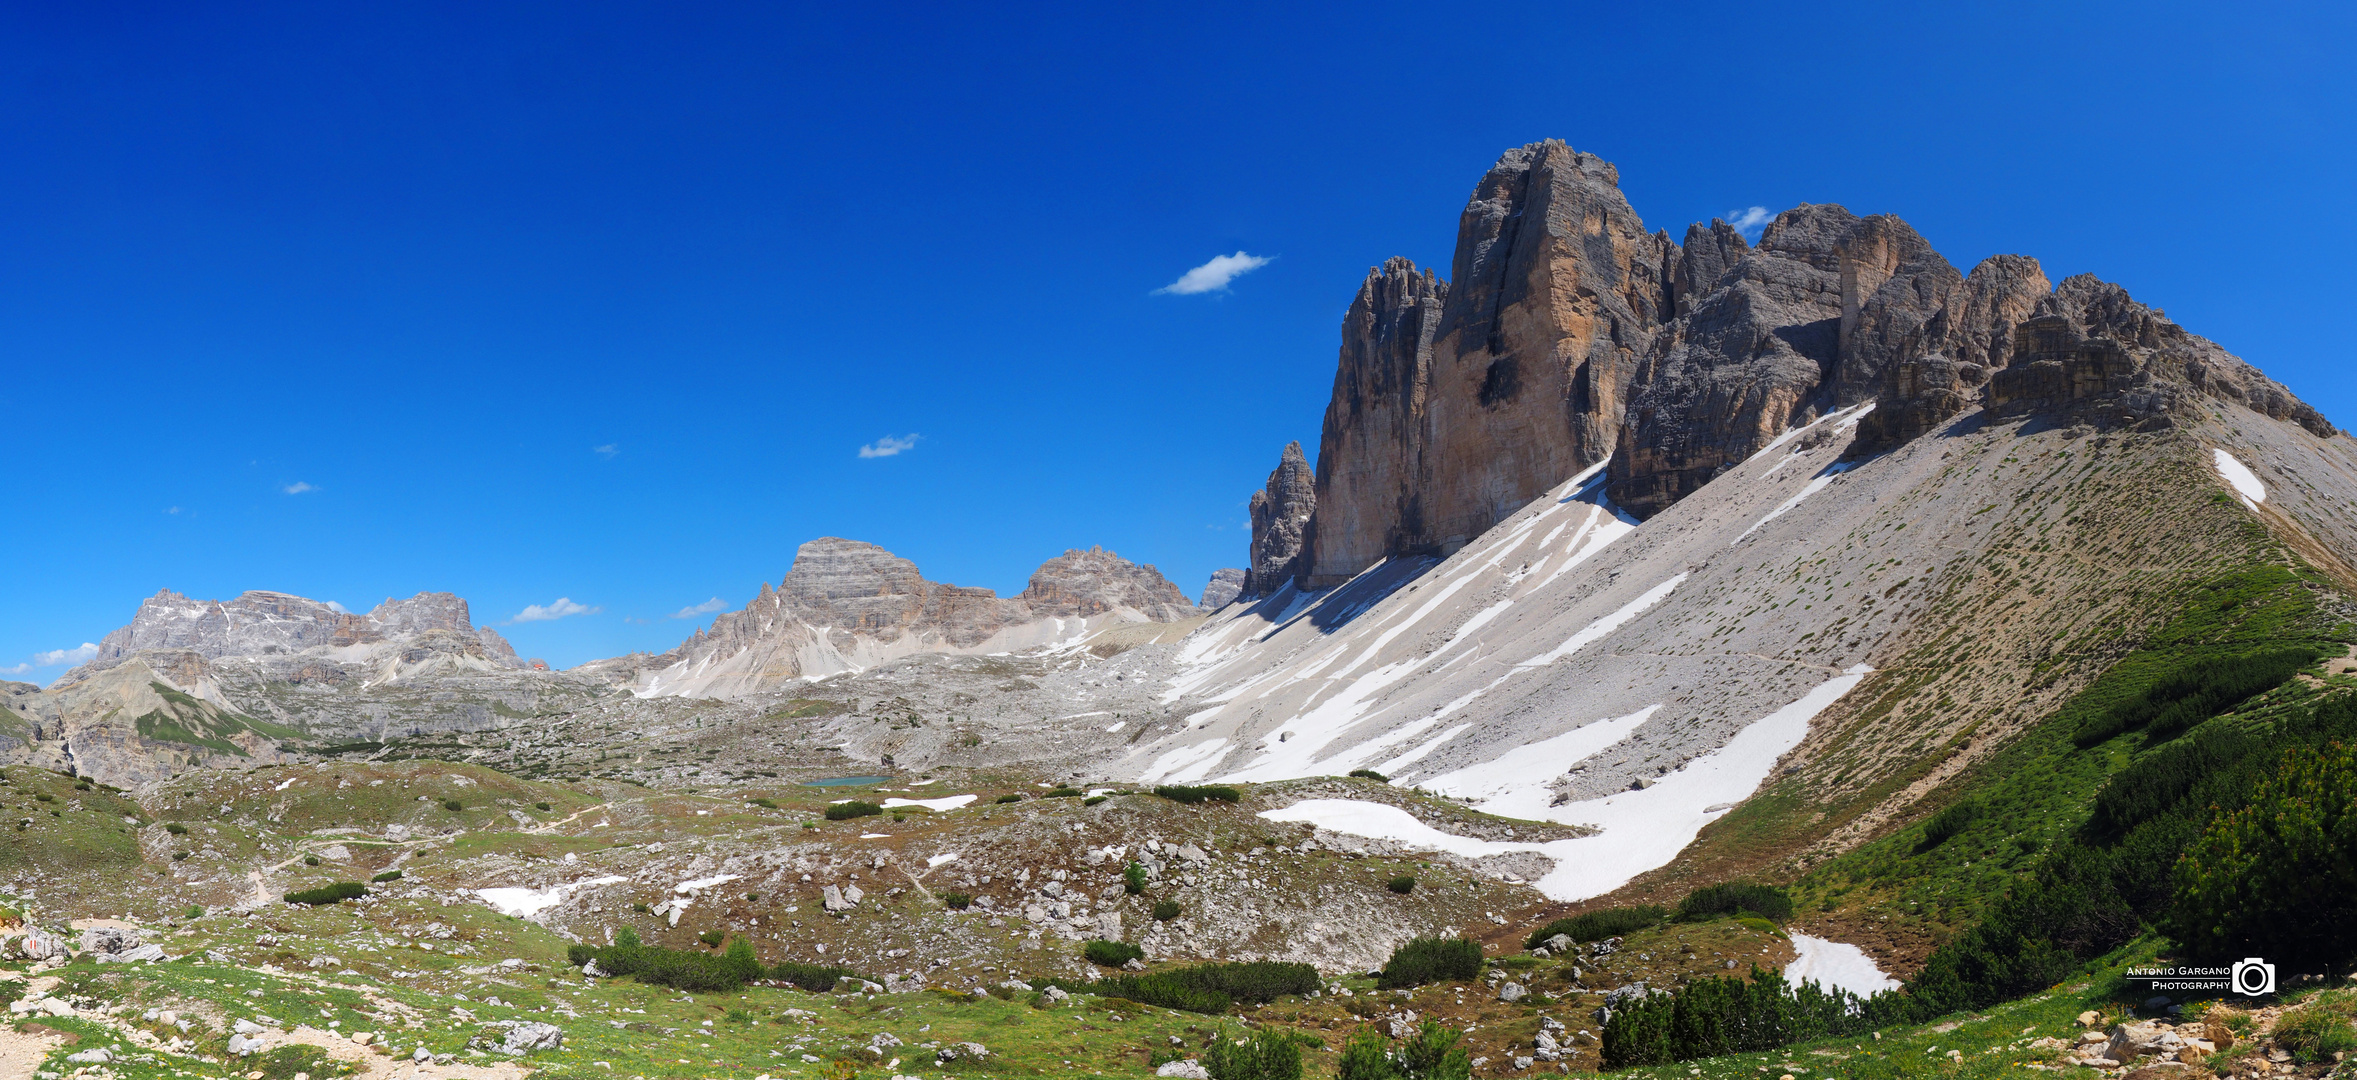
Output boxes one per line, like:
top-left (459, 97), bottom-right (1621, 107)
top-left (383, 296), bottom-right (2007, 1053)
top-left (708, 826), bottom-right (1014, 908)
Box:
top-left (1093, 961), bottom-right (1318, 1013)
top-left (995, 793), bottom-right (1024, 804)
top-left (1523, 905), bottom-right (1664, 949)
top-left (824, 801), bottom-right (882, 820)
top-left (284, 882), bottom-right (367, 906)
top-left (1124, 862), bottom-right (1148, 895)
top-left (767, 960), bottom-right (858, 993)
top-left (1386, 876), bottom-right (1416, 894)
top-left (1154, 899), bottom-right (1182, 921)
top-left (1203, 1027), bottom-right (1303, 1080)
top-left (441, 799), bottom-right (464, 812)
top-left (1347, 769), bottom-right (1389, 782)
top-left (1152, 784), bottom-right (1241, 804)
top-left (569, 929), bottom-right (769, 993)
top-left (2168, 741), bottom-right (2357, 974)
top-left (370, 870), bottom-right (403, 883)
top-left (1084, 939), bottom-right (1144, 967)
top-left (1376, 937), bottom-right (1481, 989)
top-left (1675, 882), bottom-right (1793, 923)
top-left (942, 891), bottom-right (972, 910)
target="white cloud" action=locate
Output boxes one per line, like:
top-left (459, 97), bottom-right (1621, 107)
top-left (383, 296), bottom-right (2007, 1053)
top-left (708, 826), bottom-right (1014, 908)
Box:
top-left (33, 643), bottom-right (99, 667)
top-left (324, 601), bottom-right (350, 614)
top-left (1724, 206), bottom-right (1775, 237)
top-left (672, 597), bottom-right (730, 619)
top-left (510, 598), bottom-right (601, 623)
top-left (166, 506), bottom-right (181, 515)
top-left (858, 434), bottom-right (920, 459)
top-left (0, 663), bottom-right (28, 676)
top-left (283, 482), bottom-right (317, 495)
top-left (593, 444), bottom-right (619, 458)
top-left (1154, 251), bottom-right (1271, 295)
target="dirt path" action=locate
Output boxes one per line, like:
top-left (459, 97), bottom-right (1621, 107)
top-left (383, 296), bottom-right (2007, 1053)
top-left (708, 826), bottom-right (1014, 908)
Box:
top-left (278, 1026), bottom-right (530, 1080)
top-left (0, 1023), bottom-right (68, 1078)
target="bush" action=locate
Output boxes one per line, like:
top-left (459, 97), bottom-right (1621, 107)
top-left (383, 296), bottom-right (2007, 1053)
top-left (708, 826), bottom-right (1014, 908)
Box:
top-left (1124, 862), bottom-right (1148, 895)
top-left (1084, 939), bottom-right (1144, 967)
top-left (1915, 800), bottom-right (1980, 852)
top-left (284, 882), bottom-right (368, 906)
top-left (995, 793), bottom-right (1025, 804)
top-left (370, 870), bottom-right (403, 883)
top-left (698, 930), bottom-right (725, 947)
top-left (1376, 937), bottom-right (1481, 989)
top-left (2168, 742), bottom-right (2357, 974)
top-left (824, 801), bottom-right (882, 821)
top-left (2073, 646), bottom-right (2319, 747)
top-left (1676, 882), bottom-right (1794, 923)
top-left (573, 929), bottom-right (766, 993)
top-left (1523, 905), bottom-right (1665, 949)
top-left (1153, 784), bottom-right (1241, 804)
top-left (748, 797), bottom-right (779, 809)
top-left (1338, 1021), bottom-right (1471, 1080)
top-left (1084, 795), bottom-right (1108, 806)
top-left (304, 855), bottom-right (321, 866)
top-left (1203, 1028), bottom-right (1303, 1080)
top-left (1044, 786), bottom-right (1084, 798)
top-left (1386, 876), bottom-right (1416, 894)
top-left (534, 801), bottom-right (552, 811)
top-left (767, 960), bottom-right (858, 993)
top-left (1154, 900), bottom-right (1182, 921)
top-left (164, 822), bottom-right (188, 835)
top-left (1094, 961), bottom-right (1318, 1014)
top-left (185, 905), bottom-right (204, 919)
top-left (1601, 966), bottom-right (1900, 1067)
top-left (250, 1044), bottom-right (346, 1080)
top-left (2270, 994), bottom-right (2357, 1062)
top-left (1348, 769), bottom-right (1390, 782)
top-left (942, 891), bottom-right (972, 910)
top-left (441, 799), bottom-right (464, 812)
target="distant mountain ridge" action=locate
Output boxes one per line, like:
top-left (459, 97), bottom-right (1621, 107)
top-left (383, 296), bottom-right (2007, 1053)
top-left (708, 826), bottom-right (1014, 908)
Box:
top-left (582, 538), bottom-right (1205, 699)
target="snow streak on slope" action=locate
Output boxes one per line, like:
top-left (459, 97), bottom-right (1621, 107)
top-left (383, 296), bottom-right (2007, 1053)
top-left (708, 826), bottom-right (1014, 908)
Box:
top-left (2213, 448), bottom-right (2267, 509)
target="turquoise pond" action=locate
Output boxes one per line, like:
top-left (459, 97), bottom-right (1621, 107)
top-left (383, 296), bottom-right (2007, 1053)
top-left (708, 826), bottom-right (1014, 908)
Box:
top-left (802, 776), bottom-right (895, 787)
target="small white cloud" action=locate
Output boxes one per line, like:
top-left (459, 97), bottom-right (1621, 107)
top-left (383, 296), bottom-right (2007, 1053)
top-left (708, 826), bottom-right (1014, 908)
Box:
top-left (324, 601), bottom-right (350, 614)
top-left (0, 663), bottom-right (29, 676)
top-left (672, 597), bottom-right (730, 619)
top-left (33, 643), bottom-right (99, 667)
top-left (283, 482), bottom-right (317, 495)
top-left (510, 598), bottom-right (601, 623)
top-left (858, 434), bottom-right (921, 459)
top-left (1154, 251), bottom-right (1272, 295)
top-left (1724, 206), bottom-right (1775, 238)
top-left (594, 444), bottom-right (619, 458)
top-left (166, 506), bottom-right (181, 515)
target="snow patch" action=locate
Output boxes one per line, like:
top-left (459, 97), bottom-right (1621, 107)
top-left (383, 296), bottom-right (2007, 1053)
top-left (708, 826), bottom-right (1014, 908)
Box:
top-left (674, 874), bottom-right (741, 893)
top-left (881, 795), bottom-right (977, 812)
top-left (473, 875), bottom-right (628, 920)
top-left (1785, 933), bottom-right (1901, 997)
top-left (2213, 448), bottom-right (2267, 508)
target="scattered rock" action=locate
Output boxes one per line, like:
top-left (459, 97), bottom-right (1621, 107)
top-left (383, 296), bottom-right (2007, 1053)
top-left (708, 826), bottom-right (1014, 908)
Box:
top-left (499, 1021), bottom-right (564, 1054)
top-left (1498, 983), bottom-right (1527, 1003)
top-left (1157, 1060), bottom-right (1210, 1079)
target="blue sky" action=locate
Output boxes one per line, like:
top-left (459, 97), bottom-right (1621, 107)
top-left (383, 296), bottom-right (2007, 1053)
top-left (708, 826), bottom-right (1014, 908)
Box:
top-left (4, 2), bottom-right (2352, 675)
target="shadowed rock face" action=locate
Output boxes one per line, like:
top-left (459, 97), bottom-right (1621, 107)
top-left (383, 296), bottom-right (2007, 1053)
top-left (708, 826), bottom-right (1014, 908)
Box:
top-left (1246, 442), bottom-right (1316, 598)
top-left (1198, 568), bottom-right (1246, 611)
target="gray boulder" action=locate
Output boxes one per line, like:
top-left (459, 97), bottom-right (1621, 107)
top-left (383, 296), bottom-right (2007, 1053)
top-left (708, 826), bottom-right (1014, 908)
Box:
top-left (500, 1022), bottom-right (565, 1054)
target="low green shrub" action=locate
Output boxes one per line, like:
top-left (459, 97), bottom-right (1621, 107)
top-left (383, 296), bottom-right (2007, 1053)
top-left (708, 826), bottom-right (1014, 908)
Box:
top-left (2269, 994), bottom-right (2357, 1062)
top-left (284, 882), bottom-right (367, 906)
top-left (1338, 1021), bottom-right (1472, 1080)
top-left (1675, 882), bottom-right (1793, 923)
top-left (1124, 862), bottom-right (1148, 895)
top-left (1153, 784), bottom-right (1241, 804)
top-left (1376, 938), bottom-right (1481, 989)
top-left (1348, 769), bottom-right (1389, 782)
top-left (995, 793), bottom-right (1025, 804)
top-left (1094, 960), bottom-right (1318, 1014)
top-left (1203, 1027), bottom-right (1304, 1080)
top-left (441, 799), bottom-right (464, 812)
top-left (1044, 786), bottom-right (1084, 798)
top-left (184, 905), bottom-right (204, 919)
top-left (1154, 899), bottom-right (1182, 921)
top-left (370, 870), bottom-right (403, 883)
top-left (2073, 645), bottom-right (2319, 747)
top-left (1084, 939), bottom-right (1145, 967)
top-left (824, 801), bottom-right (882, 820)
top-left (1523, 905), bottom-right (1665, 949)
top-left (164, 822), bottom-right (188, 835)
top-left (1601, 966), bottom-right (1905, 1067)
top-left (568, 928), bottom-right (766, 992)
top-left (697, 930), bottom-right (725, 947)
top-left (303, 855), bottom-right (321, 866)
top-left (2169, 741), bottom-right (2357, 973)
top-left (1914, 800), bottom-right (1981, 852)
top-left (251, 1043), bottom-right (351, 1080)
top-left (1084, 795), bottom-right (1108, 806)
top-left (749, 797), bottom-right (779, 809)
top-left (767, 960), bottom-right (859, 993)
top-left (1387, 876), bottom-right (1416, 894)
top-left (533, 801), bottom-right (552, 811)
top-left (942, 891), bottom-right (972, 910)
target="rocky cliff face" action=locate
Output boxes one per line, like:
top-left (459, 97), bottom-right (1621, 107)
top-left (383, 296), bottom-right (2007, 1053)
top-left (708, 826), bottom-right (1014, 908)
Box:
top-left (602, 537), bottom-right (1204, 700)
top-left (1198, 568), bottom-right (1246, 611)
top-left (1245, 442), bottom-right (1316, 598)
top-left (1300, 143), bottom-right (1673, 586)
top-left (73, 589), bottom-right (517, 677)
top-left (1271, 140), bottom-right (2344, 589)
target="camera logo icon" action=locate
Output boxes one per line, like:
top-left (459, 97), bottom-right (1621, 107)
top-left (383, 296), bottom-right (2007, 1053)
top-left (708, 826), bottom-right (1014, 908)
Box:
top-left (2231, 958), bottom-right (2276, 996)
